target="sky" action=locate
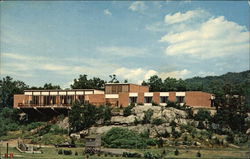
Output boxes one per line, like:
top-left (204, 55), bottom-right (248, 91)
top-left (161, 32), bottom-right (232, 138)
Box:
top-left (0, 1), bottom-right (249, 88)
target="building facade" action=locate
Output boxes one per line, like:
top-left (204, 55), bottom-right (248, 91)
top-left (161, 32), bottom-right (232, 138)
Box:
top-left (13, 83), bottom-right (214, 109)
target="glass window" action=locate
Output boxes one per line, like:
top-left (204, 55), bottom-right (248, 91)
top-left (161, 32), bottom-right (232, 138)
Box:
top-left (176, 96), bottom-right (185, 103)
top-left (144, 97), bottom-right (152, 103)
top-left (129, 97), bottom-right (137, 103)
top-left (160, 96), bottom-right (168, 103)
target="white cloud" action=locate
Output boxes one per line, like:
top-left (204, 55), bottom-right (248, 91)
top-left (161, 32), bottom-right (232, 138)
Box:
top-left (164, 10), bottom-right (206, 25)
top-left (97, 46), bottom-right (147, 57)
top-left (104, 9), bottom-right (112, 16)
top-left (114, 67), bottom-right (157, 84)
top-left (160, 15), bottom-right (249, 59)
top-left (129, 1), bottom-right (147, 12)
top-left (114, 67), bottom-right (191, 84)
top-left (159, 69), bottom-right (191, 79)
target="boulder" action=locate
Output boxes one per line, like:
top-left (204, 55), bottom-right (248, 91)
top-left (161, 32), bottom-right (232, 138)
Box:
top-left (57, 117), bottom-right (69, 130)
top-left (70, 133), bottom-right (81, 139)
top-left (89, 125), bottom-right (122, 134)
top-left (111, 115), bottom-right (136, 125)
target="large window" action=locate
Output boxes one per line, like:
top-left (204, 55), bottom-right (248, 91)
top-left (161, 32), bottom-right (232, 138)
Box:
top-left (32, 96), bottom-right (39, 105)
top-left (144, 97), bottom-right (152, 103)
top-left (160, 96), bottom-right (168, 103)
top-left (176, 96), bottom-right (185, 103)
top-left (129, 97), bottom-right (137, 104)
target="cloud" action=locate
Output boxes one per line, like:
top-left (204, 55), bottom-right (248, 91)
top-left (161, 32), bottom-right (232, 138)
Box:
top-left (160, 14), bottom-right (249, 59)
top-left (159, 69), bottom-right (191, 79)
top-left (104, 9), bottom-right (112, 16)
top-left (97, 46), bottom-right (147, 57)
top-left (164, 9), bottom-right (206, 25)
top-left (129, 1), bottom-right (147, 12)
top-left (114, 67), bottom-right (191, 84)
top-left (114, 67), bottom-right (157, 84)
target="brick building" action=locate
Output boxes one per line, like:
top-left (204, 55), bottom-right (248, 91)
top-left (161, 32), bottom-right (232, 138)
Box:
top-left (13, 83), bottom-right (214, 109)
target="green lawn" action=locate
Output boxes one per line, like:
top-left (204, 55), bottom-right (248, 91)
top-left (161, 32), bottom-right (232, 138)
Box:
top-left (1, 146), bottom-right (249, 159)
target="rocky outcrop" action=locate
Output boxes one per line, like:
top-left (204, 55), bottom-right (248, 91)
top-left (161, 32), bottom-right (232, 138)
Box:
top-left (111, 115), bottom-right (136, 125)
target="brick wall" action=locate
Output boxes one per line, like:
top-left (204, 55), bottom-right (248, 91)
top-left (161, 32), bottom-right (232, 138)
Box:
top-left (168, 92), bottom-right (176, 102)
top-left (152, 92), bottom-right (160, 104)
top-left (185, 91), bottom-right (211, 107)
top-left (118, 92), bottom-right (129, 107)
top-left (88, 94), bottom-right (105, 106)
top-left (137, 92), bottom-right (145, 104)
top-left (13, 95), bottom-right (26, 108)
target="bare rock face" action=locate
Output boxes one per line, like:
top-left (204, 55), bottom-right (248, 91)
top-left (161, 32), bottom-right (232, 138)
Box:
top-left (89, 125), bottom-right (122, 134)
top-left (57, 117), bottom-right (69, 130)
top-left (132, 106), bottom-right (162, 120)
top-left (111, 115), bottom-right (136, 125)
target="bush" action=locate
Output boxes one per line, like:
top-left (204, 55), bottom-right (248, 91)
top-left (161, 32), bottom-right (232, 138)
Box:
top-left (123, 105), bottom-right (134, 117)
top-left (196, 151), bottom-right (201, 157)
top-left (58, 149), bottom-right (63, 154)
top-left (197, 121), bottom-right (205, 129)
top-left (194, 109), bottom-right (211, 121)
top-left (142, 109), bottom-right (153, 124)
top-left (122, 152), bottom-right (141, 158)
top-left (63, 150), bottom-right (72, 155)
top-left (144, 152), bottom-right (160, 159)
top-left (152, 101), bottom-right (158, 106)
top-left (75, 151), bottom-right (78, 156)
top-left (102, 127), bottom-right (156, 149)
top-left (152, 118), bottom-right (165, 125)
top-left (174, 149), bottom-right (179, 156)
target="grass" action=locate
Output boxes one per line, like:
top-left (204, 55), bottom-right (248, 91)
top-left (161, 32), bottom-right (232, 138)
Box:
top-left (0, 146), bottom-right (248, 159)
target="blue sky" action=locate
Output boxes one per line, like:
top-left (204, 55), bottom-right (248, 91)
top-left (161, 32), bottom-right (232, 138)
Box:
top-left (1, 1), bottom-right (249, 88)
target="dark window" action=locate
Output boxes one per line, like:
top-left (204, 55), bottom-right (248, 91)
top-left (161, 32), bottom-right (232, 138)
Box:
top-left (176, 96), bottom-right (185, 103)
top-left (144, 97), bottom-right (152, 103)
top-left (129, 97), bottom-right (137, 103)
top-left (160, 96), bottom-right (168, 103)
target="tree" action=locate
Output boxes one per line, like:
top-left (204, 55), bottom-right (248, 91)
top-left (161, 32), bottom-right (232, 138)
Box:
top-left (147, 75), bottom-right (163, 92)
top-left (43, 83), bottom-right (60, 89)
top-left (0, 76), bottom-right (28, 108)
top-left (108, 74), bottom-right (119, 83)
top-left (71, 74), bottom-right (105, 90)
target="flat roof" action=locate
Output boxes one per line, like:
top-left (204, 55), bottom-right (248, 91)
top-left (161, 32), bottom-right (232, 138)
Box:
top-left (24, 89), bottom-right (103, 92)
top-left (105, 83), bottom-right (146, 86)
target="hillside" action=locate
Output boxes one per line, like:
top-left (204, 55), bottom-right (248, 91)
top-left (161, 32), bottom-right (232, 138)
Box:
top-left (185, 70), bottom-right (250, 93)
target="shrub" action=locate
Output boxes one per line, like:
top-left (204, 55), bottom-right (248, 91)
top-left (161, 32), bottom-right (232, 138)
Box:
top-left (152, 118), bottom-right (165, 125)
top-left (174, 149), bottom-right (179, 156)
top-left (123, 105), bottom-right (134, 117)
top-left (152, 101), bottom-right (158, 106)
top-left (142, 109), bottom-right (153, 124)
top-left (194, 109), bottom-right (211, 121)
top-left (122, 152), bottom-right (141, 158)
top-left (197, 121), bottom-right (205, 129)
top-left (58, 149), bottom-right (63, 154)
top-left (63, 150), bottom-right (72, 155)
top-left (75, 151), bottom-right (78, 156)
top-left (196, 151), bottom-right (201, 157)
top-left (144, 152), bottom-right (160, 159)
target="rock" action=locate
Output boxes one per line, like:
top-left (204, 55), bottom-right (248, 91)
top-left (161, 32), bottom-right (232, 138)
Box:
top-left (211, 136), bottom-right (217, 140)
top-left (79, 130), bottom-right (88, 138)
top-left (195, 141), bottom-right (201, 146)
top-left (111, 115), bottom-right (136, 125)
top-left (175, 127), bottom-right (181, 133)
top-left (162, 109), bottom-right (176, 122)
top-left (57, 117), bottom-right (69, 130)
top-left (166, 126), bottom-right (172, 134)
top-left (228, 144), bottom-right (240, 149)
top-left (167, 107), bottom-right (188, 118)
top-left (89, 125), bottom-right (121, 134)
top-left (70, 133), bottom-right (81, 139)
top-left (246, 128), bottom-right (250, 135)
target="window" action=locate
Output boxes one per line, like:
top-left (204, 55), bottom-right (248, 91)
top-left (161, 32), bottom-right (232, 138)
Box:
top-left (144, 97), bottom-right (152, 103)
top-left (176, 96), bottom-right (185, 103)
top-left (32, 96), bottom-right (39, 105)
top-left (129, 97), bottom-right (137, 103)
top-left (160, 96), bottom-right (168, 103)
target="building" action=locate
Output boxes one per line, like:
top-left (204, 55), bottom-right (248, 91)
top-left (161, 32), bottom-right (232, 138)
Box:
top-left (13, 83), bottom-right (214, 110)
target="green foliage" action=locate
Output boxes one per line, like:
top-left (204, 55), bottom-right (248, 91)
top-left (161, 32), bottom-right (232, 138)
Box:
top-left (174, 149), bottom-right (179, 156)
top-left (142, 109), bottom-right (153, 124)
top-left (123, 104), bottom-right (134, 117)
top-left (102, 127), bottom-right (156, 149)
top-left (109, 74), bottom-right (119, 83)
top-left (0, 76), bottom-right (28, 108)
top-left (122, 152), bottom-right (141, 158)
top-left (69, 102), bottom-right (101, 132)
top-left (63, 150), bottom-right (72, 155)
top-left (144, 152), bottom-right (160, 159)
top-left (196, 151), bottom-right (201, 157)
top-left (71, 74), bottom-right (105, 89)
top-left (151, 118), bottom-right (165, 125)
top-left (197, 121), bottom-right (206, 129)
top-left (195, 109), bottom-right (211, 121)
top-left (58, 149), bottom-right (63, 154)
top-left (25, 122), bottom-right (45, 131)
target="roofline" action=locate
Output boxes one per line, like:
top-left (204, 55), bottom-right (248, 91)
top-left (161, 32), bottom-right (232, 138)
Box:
top-left (24, 89), bottom-right (104, 92)
top-left (105, 83), bottom-right (146, 86)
